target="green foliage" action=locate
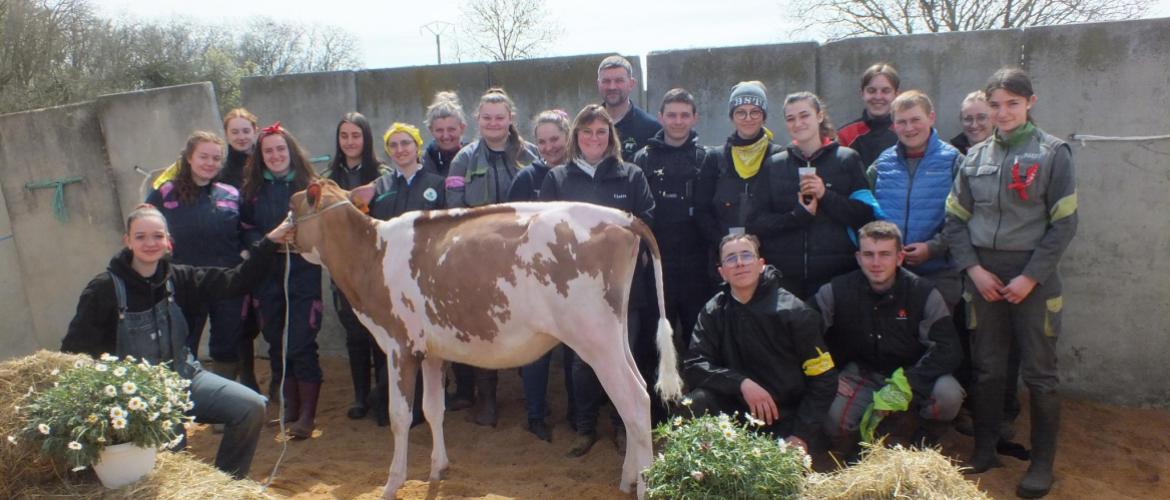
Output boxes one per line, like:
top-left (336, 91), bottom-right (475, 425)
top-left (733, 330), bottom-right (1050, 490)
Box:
top-left (644, 411), bottom-right (810, 499)
top-left (0, 1), bottom-right (361, 115)
top-left (10, 354), bottom-right (193, 470)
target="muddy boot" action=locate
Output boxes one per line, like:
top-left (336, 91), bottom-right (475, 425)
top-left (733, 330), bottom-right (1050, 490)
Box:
top-left (289, 381), bottom-right (321, 439)
top-left (466, 369), bottom-right (498, 427)
top-left (1017, 391), bottom-right (1060, 498)
top-left (347, 354), bottom-right (371, 420)
top-left (567, 431), bottom-right (598, 457)
top-left (966, 382), bottom-right (1005, 474)
top-left (447, 363), bottom-right (475, 411)
top-left (527, 419), bottom-right (552, 442)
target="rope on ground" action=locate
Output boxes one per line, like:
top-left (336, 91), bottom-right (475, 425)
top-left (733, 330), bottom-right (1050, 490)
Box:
top-left (1069, 133), bottom-right (1170, 146)
top-left (262, 233), bottom-right (293, 492)
top-left (24, 176), bottom-right (84, 223)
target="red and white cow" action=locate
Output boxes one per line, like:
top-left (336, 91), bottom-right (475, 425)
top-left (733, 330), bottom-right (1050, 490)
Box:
top-left (289, 179), bottom-right (682, 498)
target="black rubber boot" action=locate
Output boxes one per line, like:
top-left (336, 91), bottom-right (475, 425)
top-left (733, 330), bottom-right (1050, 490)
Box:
top-left (207, 360), bottom-right (240, 381)
top-left (1017, 391), bottom-right (1060, 498)
top-left (966, 381), bottom-right (1005, 474)
top-left (467, 368), bottom-right (498, 427)
top-left (447, 363), bottom-right (475, 411)
top-left (347, 352), bottom-right (371, 420)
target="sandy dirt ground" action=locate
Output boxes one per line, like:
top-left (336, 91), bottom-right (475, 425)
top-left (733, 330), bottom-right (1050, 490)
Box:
top-left (187, 355), bottom-right (1169, 499)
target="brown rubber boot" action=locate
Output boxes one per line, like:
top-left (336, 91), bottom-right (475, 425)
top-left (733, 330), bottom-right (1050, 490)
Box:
top-left (289, 381), bottom-right (321, 439)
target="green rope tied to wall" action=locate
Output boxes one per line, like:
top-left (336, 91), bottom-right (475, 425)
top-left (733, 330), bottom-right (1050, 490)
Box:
top-left (25, 176), bottom-right (84, 223)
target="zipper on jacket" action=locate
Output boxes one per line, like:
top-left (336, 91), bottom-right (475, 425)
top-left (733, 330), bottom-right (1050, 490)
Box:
top-left (992, 151), bottom-right (1010, 249)
top-left (902, 156), bottom-right (914, 238)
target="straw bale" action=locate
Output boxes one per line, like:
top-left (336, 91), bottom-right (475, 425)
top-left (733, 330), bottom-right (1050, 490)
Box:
top-left (802, 442), bottom-right (991, 499)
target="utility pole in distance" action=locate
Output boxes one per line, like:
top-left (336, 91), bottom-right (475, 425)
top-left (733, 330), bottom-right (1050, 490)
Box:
top-left (420, 21), bottom-right (454, 64)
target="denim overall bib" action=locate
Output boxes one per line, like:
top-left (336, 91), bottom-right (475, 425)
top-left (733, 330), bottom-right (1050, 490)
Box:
top-left (110, 273), bottom-right (200, 379)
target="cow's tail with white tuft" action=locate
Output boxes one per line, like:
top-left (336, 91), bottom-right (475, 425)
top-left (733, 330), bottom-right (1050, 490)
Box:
top-left (627, 217), bottom-right (683, 401)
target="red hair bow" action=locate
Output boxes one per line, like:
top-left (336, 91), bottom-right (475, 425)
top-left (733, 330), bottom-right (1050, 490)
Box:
top-left (261, 121), bottom-right (284, 136)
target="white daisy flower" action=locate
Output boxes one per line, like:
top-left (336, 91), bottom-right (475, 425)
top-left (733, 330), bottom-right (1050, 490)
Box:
top-left (68, 441), bottom-right (83, 450)
top-left (121, 381), bottom-right (138, 395)
top-left (127, 397), bottom-right (146, 411)
top-left (86, 414), bottom-right (99, 424)
top-left (148, 412), bottom-right (160, 422)
top-left (109, 406), bottom-right (126, 419)
top-left (38, 424), bottom-right (50, 435)
top-left (690, 470), bottom-right (704, 481)
top-left (681, 397), bottom-right (693, 407)
top-left (160, 403), bottom-right (172, 414)
top-left (722, 428), bottom-right (736, 440)
top-left (95, 363), bottom-right (108, 372)
top-left (113, 367), bottom-right (127, 377)
top-left (111, 417), bottom-right (127, 430)
top-left (74, 359), bottom-right (86, 368)
top-left (100, 353), bottom-right (118, 362)
top-left (104, 385), bottom-right (117, 397)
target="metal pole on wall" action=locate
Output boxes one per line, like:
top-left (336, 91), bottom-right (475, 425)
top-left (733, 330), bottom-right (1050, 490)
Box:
top-left (421, 21), bottom-right (453, 65)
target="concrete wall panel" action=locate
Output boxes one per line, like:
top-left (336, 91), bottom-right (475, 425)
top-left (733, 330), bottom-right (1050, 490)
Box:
top-left (490, 53), bottom-right (644, 136)
top-left (0, 183), bottom-right (37, 359)
top-left (647, 43), bottom-right (818, 146)
top-left (1021, 19), bottom-right (1170, 405)
top-left (356, 62), bottom-right (490, 145)
top-left (817, 29), bottom-right (1023, 142)
top-left (97, 83), bottom-right (222, 217)
top-left (0, 103), bottom-right (124, 351)
top-left (240, 71), bottom-right (357, 167)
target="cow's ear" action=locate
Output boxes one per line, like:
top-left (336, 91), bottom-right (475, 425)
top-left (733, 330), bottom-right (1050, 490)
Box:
top-left (306, 182), bottom-right (321, 207)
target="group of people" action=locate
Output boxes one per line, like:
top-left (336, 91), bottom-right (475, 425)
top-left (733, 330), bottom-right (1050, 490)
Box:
top-left (59, 55), bottom-right (1075, 499)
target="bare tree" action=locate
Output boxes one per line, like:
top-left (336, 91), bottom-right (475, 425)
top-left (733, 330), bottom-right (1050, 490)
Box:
top-left (457, 0), bottom-right (561, 61)
top-left (791, 0), bottom-right (1153, 40)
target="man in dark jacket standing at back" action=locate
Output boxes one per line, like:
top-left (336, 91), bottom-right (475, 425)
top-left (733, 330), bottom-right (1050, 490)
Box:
top-left (682, 233), bottom-right (838, 452)
top-left (812, 221), bottom-right (963, 452)
top-left (634, 88), bottom-right (710, 355)
top-left (597, 55), bottom-right (661, 162)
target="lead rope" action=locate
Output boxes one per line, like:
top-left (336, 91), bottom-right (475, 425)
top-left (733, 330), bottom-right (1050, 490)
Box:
top-left (262, 220), bottom-right (294, 491)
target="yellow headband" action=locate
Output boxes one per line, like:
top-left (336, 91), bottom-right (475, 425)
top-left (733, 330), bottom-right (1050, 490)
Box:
top-left (384, 122), bottom-right (424, 160)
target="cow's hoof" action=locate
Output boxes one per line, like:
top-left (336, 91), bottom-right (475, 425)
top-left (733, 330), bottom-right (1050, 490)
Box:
top-left (566, 432), bottom-right (597, 458)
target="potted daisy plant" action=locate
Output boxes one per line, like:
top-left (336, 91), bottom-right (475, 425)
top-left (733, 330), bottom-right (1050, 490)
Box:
top-left (13, 353), bottom-right (193, 488)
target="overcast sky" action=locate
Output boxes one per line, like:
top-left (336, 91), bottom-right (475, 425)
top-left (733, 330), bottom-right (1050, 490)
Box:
top-left (95, 0), bottom-right (1170, 70)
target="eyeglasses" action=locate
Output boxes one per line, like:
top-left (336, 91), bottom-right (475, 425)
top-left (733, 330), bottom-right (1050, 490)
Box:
top-left (961, 114), bottom-right (990, 125)
top-left (721, 251), bottom-right (758, 267)
top-left (733, 108), bottom-right (764, 120)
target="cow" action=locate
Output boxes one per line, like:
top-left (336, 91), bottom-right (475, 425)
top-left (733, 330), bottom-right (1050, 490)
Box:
top-left (288, 179), bottom-right (682, 498)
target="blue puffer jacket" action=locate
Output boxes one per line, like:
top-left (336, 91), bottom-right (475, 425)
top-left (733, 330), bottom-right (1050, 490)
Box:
top-left (873, 129), bottom-right (959, 275)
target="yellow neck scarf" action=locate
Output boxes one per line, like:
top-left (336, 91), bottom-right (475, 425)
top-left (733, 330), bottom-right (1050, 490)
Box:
top-left (732, 128), bottom-right (773, 179)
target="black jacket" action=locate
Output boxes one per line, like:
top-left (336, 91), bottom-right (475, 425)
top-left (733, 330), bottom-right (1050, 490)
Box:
top-left (615, 103), bottom-right (663, 162)
top-left (763, 142), bottom-right (875, 286)
top-left (217, 147), bottom-right (249, 189)
top-left (811, 268), bottom-right (961, 400)
top-left (693, 133), bottom-right (786, 248)
top-left (507, 161), bottom-right (552, 202)
top-left (633, 130), bottom-right (709, 269)
top-left (61, 239), bottom-right (278, 358)
top-left (369, 169), bottom-right (446, 220)
top-left (146, 182), bottom-right (244, 268)
top-left (683, 266), bottom-right (838, 441)
top-left (421, 140), bottom-right (464, 178)
top-left (838, 111), bottom-right (898, 167)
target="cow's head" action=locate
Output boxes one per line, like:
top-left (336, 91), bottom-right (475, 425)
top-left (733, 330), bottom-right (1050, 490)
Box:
top-left (289, 178), bottom-right (369, 265)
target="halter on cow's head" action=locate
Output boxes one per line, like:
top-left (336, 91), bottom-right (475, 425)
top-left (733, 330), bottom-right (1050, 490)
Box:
top-left (289, 178), bottom-right (369, 264)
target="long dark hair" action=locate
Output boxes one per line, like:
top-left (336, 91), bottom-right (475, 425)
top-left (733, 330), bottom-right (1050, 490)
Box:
top-left (172, 131), bottom-right (225, 204)
top-left (243, 124), bottom-right (317, 200)
top-left (327, 112), bottom-right (382, 185)
top-left (984, 67), bottom-right (1036, 123)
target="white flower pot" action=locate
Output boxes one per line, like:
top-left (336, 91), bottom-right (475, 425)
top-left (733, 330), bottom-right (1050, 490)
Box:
top-left (92, 442), bottom-right (157, 488)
